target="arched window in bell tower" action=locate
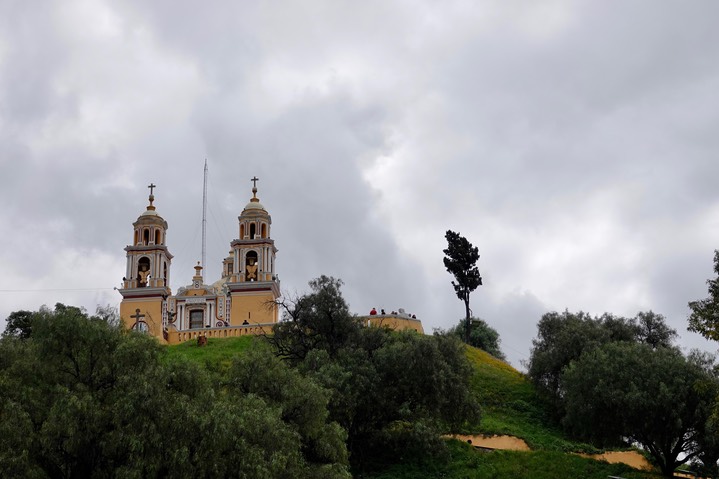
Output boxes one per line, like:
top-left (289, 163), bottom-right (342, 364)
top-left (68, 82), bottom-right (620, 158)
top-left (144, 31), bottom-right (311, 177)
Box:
top-left (250, 223), bottom-right (256, 239)
top-left (134, 230), bottom-right (139, 245)
top-left (245, 251), bottom-right (258, 281)
top-left (137, 257), bottom-right (151, 287)
top-left (240, 224), bottom-right (245, 239)
top-left (155, 230), bottom-right (161, 245)
top-left (261, 223), bottom-right (267, 238)
top-left (143, 229), bottom-right (150, 245)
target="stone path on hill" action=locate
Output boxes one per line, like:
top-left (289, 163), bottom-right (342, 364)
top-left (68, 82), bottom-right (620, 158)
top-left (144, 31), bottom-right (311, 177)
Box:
top-left (450, 434), bottom-right (530, 451)
top-left (577, 451), bottom-right (652, 471)
top-left (449, 434), bottom-right (653, 472)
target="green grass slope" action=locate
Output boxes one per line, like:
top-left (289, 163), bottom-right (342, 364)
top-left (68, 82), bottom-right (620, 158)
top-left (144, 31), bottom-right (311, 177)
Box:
top-left (163, 335), bottom-right (257, 369)
top-left (368, 345), bottom-right (660, 479)
top-left (366, 440), bottom-right (654, 479)
top-left (465, 347), bottom-right (595, 452)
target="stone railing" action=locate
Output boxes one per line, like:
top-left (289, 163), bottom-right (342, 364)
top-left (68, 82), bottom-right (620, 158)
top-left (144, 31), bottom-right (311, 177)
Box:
top-left (166, 323), bottom-right (275, 344)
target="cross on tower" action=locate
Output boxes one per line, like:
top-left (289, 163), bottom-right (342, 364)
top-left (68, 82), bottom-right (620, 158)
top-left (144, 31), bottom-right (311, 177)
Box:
top-left (250, 177), bottom-right (259, 188)
top-left (130, 308), bottom-right (145, 323)
top-left (148, 183), bottom-right (156, 195)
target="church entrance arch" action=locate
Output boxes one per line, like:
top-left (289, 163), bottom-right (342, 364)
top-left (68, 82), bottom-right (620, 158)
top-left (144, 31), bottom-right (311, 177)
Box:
top-left (189, 309), bottom-right (204, 329)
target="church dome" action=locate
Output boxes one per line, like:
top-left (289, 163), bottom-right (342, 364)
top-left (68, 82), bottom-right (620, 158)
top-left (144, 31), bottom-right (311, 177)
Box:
top-left (132, 185), bottom-right (168, 233)
top-left (240, 180), bottom-right (269, 217)
top-left (243, 199), bottom-right (266, 211)
top-left (135, 204), bottom-right (167, 228)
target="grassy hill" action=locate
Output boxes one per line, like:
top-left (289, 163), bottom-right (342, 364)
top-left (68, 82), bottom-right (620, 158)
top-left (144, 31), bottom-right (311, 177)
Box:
top-left (163, 335), bottom-right (257, 367)
top-left (464, 347), bottom-right (595, 452)
top-left (165, 338), bottom-right (661, 479)
top-left (367, 347), bottom-right (660, 479)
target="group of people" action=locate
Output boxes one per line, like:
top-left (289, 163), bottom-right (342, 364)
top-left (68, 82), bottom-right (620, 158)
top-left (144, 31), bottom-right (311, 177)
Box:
top-left (368, 307), bottom-right (417, 319)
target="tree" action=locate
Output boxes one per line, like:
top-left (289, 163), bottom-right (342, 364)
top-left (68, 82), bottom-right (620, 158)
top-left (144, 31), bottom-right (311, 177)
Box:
top-left (527, 310), bottom-right (613, 407)
top-left (688, 349), bottom-right (719, 478)
top-left (635, 310), bottom-right (677, 349)
top-left (443, 230), bottom-right (482, 344)
top-left (265, 275), bottom-right (481, 470)
top-left (2, 310), bottom-right (33, 339)
top-left (527, 309), bottom-right (678, 413)
top-left (0, 304), bottom-right (350, 478)
top-left (268, 275), bottom-right (362, 363)
top-left (300, 331), bottom-right (480, 470)
top-left (562, 342), bottom-right (718, 478)
top-left (688, 250), bottom-right (719, 341)
top-left (227, 345), bottom-right (349, 476)
top-left (448, 317), bottom-right (505, 360)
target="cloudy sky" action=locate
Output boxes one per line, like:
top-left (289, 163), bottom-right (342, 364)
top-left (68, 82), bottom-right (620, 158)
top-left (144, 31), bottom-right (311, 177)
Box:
top-left (1, 0), bottom-right (718, 368)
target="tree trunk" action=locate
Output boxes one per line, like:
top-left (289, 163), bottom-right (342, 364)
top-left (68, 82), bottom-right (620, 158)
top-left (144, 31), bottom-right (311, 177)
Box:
top-left (657, 455), bottom-right (678, 478)
top-left (464, 294), bottom-right (471, 344)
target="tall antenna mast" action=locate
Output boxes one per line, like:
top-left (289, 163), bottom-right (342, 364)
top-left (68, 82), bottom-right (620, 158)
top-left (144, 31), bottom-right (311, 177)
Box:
top-left (202, 159), bottom-right (208, 272)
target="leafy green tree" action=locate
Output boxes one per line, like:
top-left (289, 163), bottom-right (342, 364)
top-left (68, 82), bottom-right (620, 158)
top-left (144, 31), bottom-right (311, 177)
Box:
top-left (268, 275), bottom-right (362, 363)
top-left (527, 310), bottom-right (612, 405)
top-left (689, 350), bottom-right (719, 478)
top-left (0, 303), bottom-right (173, 477)
top-left (266, 275), bottom-right (480, 471)
top-left (227, 345), bottom-right (350, 477)
top-left (562, 342), bottom-right (718, 478)
top-left (600, 312), bottom-right (640, 343)
top-left (0, 304), bottom-right (349, 478)
top-left (300, 330), bottom-right (480, 470)
top-left (635, 310), bottom-right (677, 349)
top-left (443, 230), bottom-right (482, 344)
top-left (2, 310), bottom-right (34, 339)
top-left (448, 317), bottom-right (505, 360)
top-left (527, 309), bottom-right (677, 414)
top-left (689, 250), bottom-right (719, 341)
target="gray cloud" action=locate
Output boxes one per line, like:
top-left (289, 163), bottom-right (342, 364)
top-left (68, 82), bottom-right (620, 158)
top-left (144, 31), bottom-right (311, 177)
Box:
top-left (1, 0), bottom-right (719, 368)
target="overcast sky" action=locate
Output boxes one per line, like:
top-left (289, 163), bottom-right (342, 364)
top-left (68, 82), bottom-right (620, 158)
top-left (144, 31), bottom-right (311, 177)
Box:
top-left (1, 0), bottom-right (718, 368)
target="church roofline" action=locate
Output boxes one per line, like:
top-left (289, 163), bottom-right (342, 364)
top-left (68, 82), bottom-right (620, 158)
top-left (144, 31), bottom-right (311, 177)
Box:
top-left (230, 238), bottom-right (275, 247)
top-left (117, 287), bottom-right (171, 299)
top-left (124, 245), bottom-right (174, 259)
top-left (226, 281), bottom-right (280, 295)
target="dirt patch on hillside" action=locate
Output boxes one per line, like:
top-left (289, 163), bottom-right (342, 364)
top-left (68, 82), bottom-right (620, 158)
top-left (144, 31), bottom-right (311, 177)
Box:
top-left (449, 434), bottom-right (654, 472)
top-left (450, 434), bottom-right (530, 451)
top-left (578, 451), bottom-right (653, 471)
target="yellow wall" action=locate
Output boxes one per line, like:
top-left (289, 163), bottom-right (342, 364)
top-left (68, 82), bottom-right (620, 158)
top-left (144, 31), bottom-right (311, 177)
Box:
top-left (120, 298), bottom-right (166, 343)
top-left (228, 292), bottom-right (277, 326)
top-left (365, 315), bottom-right (425, 334)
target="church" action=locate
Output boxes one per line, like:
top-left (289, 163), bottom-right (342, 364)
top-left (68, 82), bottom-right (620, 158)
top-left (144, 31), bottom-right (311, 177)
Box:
top-left (119, 180), bottom-right (422, 344)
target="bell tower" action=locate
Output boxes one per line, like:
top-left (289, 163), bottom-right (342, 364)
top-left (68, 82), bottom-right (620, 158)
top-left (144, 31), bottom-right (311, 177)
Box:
top-left (119, 184), bottom-right (173, 341)
top-left (226, 177), bottom-right (280, 325)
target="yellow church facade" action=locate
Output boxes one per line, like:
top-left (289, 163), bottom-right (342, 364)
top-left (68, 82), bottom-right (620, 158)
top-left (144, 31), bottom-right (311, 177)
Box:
top-left (119, 181), bottom-right (422, 344)
top-left (119, 182), bottom-right (280, 344)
